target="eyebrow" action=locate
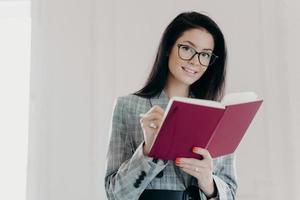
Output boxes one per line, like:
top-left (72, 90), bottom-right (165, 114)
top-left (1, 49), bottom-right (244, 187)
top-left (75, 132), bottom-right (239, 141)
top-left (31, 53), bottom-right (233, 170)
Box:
top-left (181, 40), bottom-right (213, 51)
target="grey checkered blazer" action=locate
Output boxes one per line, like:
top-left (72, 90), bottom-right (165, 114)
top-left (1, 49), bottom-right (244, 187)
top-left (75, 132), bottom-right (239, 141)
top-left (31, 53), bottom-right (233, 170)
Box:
top-left (105, 90), bottom-right (237, 200)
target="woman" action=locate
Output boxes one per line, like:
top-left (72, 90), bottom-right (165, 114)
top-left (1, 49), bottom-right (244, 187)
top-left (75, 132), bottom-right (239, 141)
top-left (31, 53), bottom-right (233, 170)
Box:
top-left (105, 11), bottom-right (237, 200)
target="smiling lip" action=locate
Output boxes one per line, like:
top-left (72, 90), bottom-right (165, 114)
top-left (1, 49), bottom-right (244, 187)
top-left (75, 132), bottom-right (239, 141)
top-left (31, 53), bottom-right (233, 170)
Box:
top-left (181, 66), bottom-right (197, 75)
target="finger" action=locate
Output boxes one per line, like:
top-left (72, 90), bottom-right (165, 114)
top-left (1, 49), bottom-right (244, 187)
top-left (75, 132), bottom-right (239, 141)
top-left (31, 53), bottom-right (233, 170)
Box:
top-left (146, 112), bottom-right (163, 121)
top-left (148, 105), bottom-right (164, 115)
top-left (175, 158), bottom-right (206, 168)
top-left (179, 166), bottom-right (199, 178)
top-left (140, 112), bottom-right (163, 123)
top-left (140, 116), bottom-right (163, 129)
top-left (140, 112), bottom-right (156, 123)
top-left (146, 119), bottom-right (161, 129)
top-left (192, 147), bottom-right (212, 160)
top-left (175, 162), bottom-right (205, 171)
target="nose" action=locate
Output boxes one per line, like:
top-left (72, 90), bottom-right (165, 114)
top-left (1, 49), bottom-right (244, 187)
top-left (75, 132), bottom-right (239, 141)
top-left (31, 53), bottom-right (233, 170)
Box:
top-left (188, 54), bottom-right (200, 65)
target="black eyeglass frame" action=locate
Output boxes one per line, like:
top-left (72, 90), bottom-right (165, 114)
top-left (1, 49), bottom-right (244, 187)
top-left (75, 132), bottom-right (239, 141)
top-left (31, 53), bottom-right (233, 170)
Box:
top-left (176, 43), bottom-right (218, 67)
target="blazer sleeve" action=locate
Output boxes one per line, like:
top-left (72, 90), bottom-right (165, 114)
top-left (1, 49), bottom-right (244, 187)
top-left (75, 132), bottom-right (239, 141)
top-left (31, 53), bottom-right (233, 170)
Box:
top-left (200, 154), bottom-right (238, 200)
top-left (105, 97), bottom-right (168, 200)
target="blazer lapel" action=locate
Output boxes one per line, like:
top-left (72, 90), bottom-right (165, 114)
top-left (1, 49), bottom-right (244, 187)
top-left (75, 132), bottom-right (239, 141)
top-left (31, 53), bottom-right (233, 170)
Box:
top-left (149, 89), bottom-right (195, 111)
top-left (149, 90), bottom-right (170, 111)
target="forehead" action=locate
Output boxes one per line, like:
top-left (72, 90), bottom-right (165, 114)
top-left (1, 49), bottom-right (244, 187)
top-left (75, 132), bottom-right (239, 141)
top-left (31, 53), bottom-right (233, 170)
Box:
top-left (176, 28), bottom-right (214, 50)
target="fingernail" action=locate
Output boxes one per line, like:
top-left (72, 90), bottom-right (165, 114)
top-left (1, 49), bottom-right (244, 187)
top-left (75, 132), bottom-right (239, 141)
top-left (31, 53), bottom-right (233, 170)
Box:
top-left (175, 158), bottom-right (181, 164)
top-left (192, 147), bottom-right (200, 152)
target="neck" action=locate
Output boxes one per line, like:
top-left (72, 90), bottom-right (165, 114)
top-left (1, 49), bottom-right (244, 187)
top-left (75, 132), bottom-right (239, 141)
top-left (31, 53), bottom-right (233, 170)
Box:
top-left (164, 76), bottom-right (190, 99)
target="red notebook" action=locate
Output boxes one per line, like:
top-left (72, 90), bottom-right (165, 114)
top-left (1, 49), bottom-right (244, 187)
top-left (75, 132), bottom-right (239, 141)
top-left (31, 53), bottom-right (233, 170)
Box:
top-left (148, 92), bottom-right (263, 160)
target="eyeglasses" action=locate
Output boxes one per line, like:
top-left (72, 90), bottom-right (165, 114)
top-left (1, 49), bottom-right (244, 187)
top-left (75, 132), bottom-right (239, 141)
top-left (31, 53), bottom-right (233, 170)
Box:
top-left (177, 44), bottom-right (218, 67)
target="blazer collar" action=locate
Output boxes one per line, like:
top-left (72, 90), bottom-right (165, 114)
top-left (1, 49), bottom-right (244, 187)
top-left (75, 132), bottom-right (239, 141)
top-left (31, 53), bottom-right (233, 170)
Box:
top-left (149, 89), bottom-right (170, 110)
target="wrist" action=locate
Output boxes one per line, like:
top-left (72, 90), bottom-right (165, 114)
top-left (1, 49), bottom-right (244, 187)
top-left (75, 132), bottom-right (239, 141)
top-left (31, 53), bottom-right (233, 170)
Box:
top-left (205, 179), bottom-right (218, 199)
top-left (198, 177), bottom-right (217, 198)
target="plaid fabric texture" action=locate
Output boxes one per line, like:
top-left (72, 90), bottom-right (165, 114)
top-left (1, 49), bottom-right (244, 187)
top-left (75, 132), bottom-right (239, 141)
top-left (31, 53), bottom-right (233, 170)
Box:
top-left (105, 90), bottom-right (237, 200)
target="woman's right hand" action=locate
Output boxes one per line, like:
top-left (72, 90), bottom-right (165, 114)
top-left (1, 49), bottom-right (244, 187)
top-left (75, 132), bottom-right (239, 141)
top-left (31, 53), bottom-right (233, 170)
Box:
top-left (139, 105), bottom-right (165, 156)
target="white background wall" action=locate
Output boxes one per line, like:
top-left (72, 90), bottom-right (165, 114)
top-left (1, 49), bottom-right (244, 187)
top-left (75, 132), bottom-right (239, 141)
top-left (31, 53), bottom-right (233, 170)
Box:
top-left (0, 1), bottom-right (30, 200)
top-left (27, 0), bottom-right (300, 200)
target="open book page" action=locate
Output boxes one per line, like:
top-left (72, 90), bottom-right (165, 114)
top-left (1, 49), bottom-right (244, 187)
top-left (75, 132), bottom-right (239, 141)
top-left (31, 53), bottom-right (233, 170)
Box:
top-left (171, 96), bottom-right (225, 109)
top-left (165, 92), bottom-right (259, 112)
top-left (161, 92), bottom-right (259, 126)
top-left (221, 92), bottom-right (259, 106)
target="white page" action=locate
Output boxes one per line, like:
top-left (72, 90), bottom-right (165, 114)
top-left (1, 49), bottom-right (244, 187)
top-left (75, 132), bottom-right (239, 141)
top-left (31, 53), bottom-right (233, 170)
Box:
top-left (221, 92), bottom-right (258, 105)
top-left (170, 96), bottom-right (225, 109)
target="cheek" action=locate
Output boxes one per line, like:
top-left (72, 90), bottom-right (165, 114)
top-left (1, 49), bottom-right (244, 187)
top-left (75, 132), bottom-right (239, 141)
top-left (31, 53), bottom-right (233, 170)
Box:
top-left (200, 67), bottom-right (208, 74)
top-left (168, 54), bottom-right (184, 72)
top-left (168, 61), bottom-right (184, 77)
top-left (169, 59), bottom-right (179, 71)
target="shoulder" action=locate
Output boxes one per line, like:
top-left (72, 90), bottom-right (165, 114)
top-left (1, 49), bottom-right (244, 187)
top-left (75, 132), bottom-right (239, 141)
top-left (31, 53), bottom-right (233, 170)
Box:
top-left (114, 93), bottom-right (150, 113)
top-left (112, 94), bottom-right (151, 129)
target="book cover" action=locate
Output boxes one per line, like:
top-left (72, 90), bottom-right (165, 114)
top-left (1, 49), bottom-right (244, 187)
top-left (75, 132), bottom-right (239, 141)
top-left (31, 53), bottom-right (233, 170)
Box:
top-left (148, 92), bottom-right (263, 160)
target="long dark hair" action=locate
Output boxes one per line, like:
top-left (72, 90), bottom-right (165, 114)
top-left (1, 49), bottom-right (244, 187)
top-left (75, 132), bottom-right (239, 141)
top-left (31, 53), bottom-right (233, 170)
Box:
top-left (133, 11), bottom-right (227, 101)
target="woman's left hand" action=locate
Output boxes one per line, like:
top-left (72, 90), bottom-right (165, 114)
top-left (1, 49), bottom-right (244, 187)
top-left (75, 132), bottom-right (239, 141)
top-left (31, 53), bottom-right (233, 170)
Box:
top-left (175, 147), bottom-right (216, 197)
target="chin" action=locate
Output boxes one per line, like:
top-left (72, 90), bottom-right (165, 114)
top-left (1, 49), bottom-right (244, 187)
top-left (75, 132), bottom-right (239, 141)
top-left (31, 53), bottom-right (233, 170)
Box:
top-left (180, 78), bottom-right (198, 86)
top-left (178, 73), bottom-right (202, 86)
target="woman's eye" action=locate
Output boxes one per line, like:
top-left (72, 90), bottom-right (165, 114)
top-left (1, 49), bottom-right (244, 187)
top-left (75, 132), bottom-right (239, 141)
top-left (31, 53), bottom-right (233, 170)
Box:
top-left (182, 46), bottom-right (189, 51)
top-left (201, 52), bottom-right (211, 58)
top-left (181, 45), bottom-right (192, 51)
